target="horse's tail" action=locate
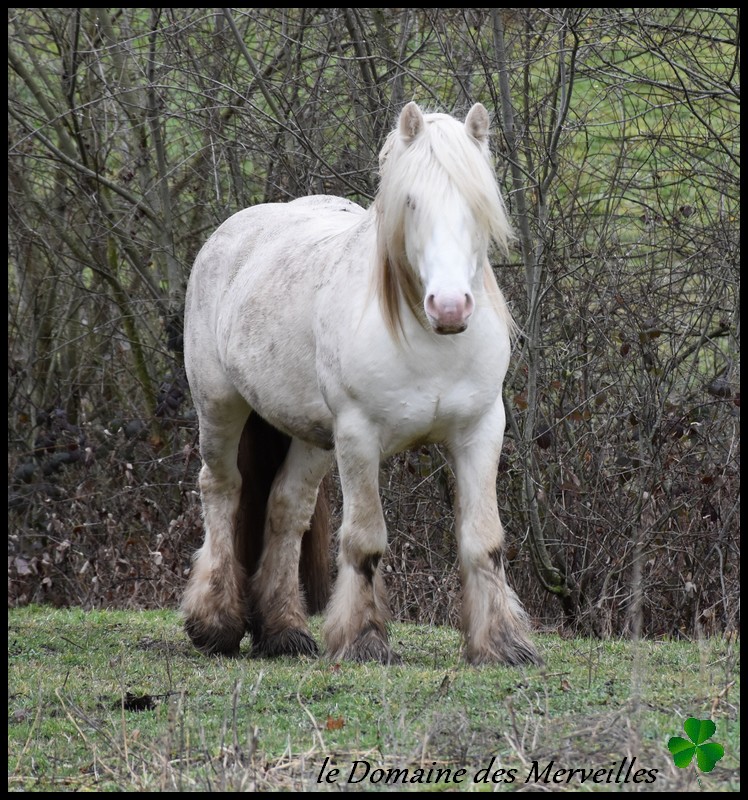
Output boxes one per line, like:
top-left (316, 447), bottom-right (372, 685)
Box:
top-left (234, 413), bottom-right (331, 615)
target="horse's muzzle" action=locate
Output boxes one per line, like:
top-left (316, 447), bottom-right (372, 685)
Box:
top-left (425, 291), bottom-right (474, 334)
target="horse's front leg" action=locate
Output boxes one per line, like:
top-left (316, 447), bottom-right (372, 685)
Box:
top-left (323, 413), bottom-right (395, 663)
top-left (449, 401), bottom-right (541, 666)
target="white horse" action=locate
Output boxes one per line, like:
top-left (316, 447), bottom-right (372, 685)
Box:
top-left (182, 101), bottom-right (540, 666)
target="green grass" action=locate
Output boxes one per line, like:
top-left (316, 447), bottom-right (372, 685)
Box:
top-left (8, 606), bottom-right (739, 792)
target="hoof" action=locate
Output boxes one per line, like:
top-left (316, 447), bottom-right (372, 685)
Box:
top-left (251, 627), bottom-right (319, 659)
top-left (184, 616), bottom-right (244, 657)
top-left (466, 636), bottom-right (542, 667)
top-left (329, 624), bottom-right (400, 665)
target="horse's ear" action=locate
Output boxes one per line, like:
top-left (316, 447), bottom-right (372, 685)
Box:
top-left (399, 101), bottom-right (425, 143)
top-left (465, 103), bottom-right (490, 144)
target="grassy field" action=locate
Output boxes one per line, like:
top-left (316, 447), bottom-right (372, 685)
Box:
top-left (8, 606), bottom-right (739, 792)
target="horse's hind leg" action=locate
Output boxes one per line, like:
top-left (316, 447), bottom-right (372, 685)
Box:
top-left (248, 438), bottom-right (333, 657)
top-left (324, 412), bottom-right (395, 664)
top-left (449, 403), bottom-right (541, 666)
top-left (182, 396), bottom-right (250, 656)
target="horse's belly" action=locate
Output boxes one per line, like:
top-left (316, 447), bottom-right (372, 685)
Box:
top-left (259, 394), bottom-right (335, 450)
top-left (225, 338), bottom-right (334, 449)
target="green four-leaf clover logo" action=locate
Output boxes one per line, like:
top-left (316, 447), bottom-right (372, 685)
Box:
top-left (668, 718), bottom-right (724, 773)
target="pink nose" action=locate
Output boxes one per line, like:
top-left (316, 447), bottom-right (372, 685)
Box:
top-left (425, 291), bottom-right (475, 334)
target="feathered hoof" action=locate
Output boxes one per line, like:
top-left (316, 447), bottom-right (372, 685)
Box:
top-left (328, 625), bottom-right (401, 665)
top-left (251, 627), bottom-right (319, 659)
top-left (466, 635), bottom-right (543, 667)
top-left (184, 615), bottom-right (244, 657)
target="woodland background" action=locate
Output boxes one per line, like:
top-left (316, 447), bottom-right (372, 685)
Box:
top-left (8, 8), bottom-right (740, 639)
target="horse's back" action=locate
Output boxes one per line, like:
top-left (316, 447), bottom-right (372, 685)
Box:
top-left (188, 196), bottom-right (364, 296)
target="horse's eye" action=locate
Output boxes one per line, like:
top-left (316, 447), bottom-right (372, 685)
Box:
top-left (406, 195), bottom-right (416, 210)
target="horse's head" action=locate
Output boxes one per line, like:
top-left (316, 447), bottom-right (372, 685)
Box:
top-left (376, 102), bottom-right (513, 337)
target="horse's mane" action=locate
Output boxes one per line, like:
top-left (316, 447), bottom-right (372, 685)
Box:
top-left (374, 108), bottom-right (516, 339)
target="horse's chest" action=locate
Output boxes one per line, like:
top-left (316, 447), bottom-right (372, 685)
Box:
top-left (380, 375), bottom-right (495, 436)
top-left (329, 339), bottom-right (505, 452)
